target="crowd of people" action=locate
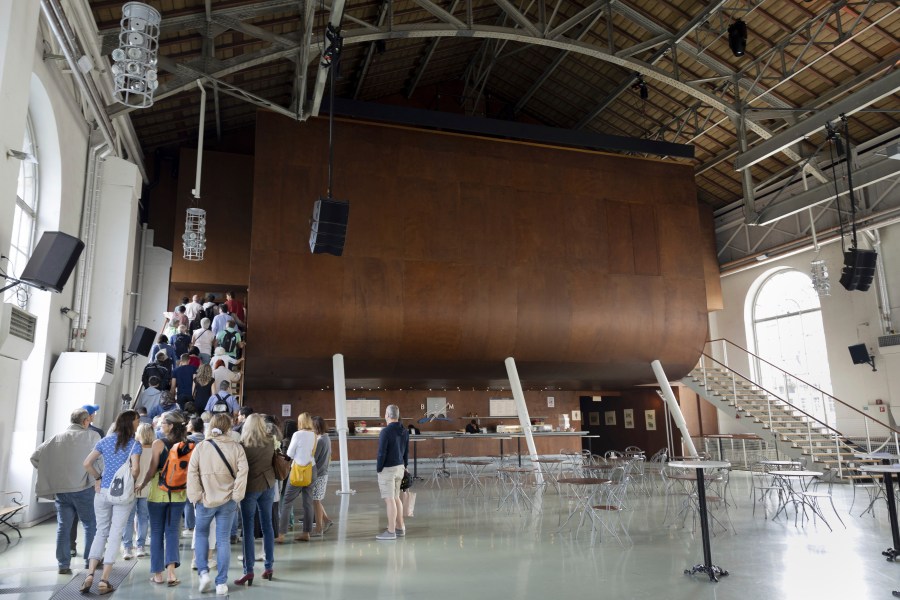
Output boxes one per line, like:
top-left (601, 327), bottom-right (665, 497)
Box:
top-left (29, 290), bottom-right (412, 596)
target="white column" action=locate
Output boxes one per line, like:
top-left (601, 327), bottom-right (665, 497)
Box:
top-left (652, 359), bottom-right (699, 457)
top-left (505, 357), bottom-right (544, 484)
top-left (333, 354), bottom-right (354, 494)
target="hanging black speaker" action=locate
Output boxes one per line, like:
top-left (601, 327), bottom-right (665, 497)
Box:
top-left (309, 198), bottom-right (349, 256)
top-left (839, 248), bottom-right (878, 292)
top-left (728, 20), bottom-right (748, 57)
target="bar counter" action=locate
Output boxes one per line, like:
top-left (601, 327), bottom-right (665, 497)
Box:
top-left (329, 431), bottom-right (587, 461)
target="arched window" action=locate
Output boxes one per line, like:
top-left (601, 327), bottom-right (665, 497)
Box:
top-left (751, 269), bottom-right (835, 426)
top-left (6, 113), bottom-right (40, 308)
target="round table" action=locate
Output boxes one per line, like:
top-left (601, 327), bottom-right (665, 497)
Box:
top-left (861, 465), bottom-right (900, 561)
top-left (458, 460), bottom-right (492, 497)
top-left (669, 460), bottom-right (731, 582)
top-left (556, 477), bottom-right (610, 531)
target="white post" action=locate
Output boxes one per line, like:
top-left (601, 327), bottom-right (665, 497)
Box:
top-left (333, 354), bottom-right (354, 494)
top-left (651, 360), bottom-right (699, 457)
top-left (505, 357), bottom-right (544, 484)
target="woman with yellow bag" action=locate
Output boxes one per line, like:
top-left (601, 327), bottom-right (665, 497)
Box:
top-left (276, 412), bottom-right (316, 542)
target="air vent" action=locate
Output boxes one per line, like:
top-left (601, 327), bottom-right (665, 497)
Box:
top-left (9, 307), bottom-right (36, 343)
top-left (105, 355), bottom-right (115, 375)
top-left (878, 334), bottom-right (900, 356)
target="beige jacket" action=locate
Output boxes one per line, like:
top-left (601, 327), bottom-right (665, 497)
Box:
top-left (186, 435), bottom-right (248, 508)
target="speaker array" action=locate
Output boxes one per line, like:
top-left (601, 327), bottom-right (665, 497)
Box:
top-left (309, 198), bottom-right (350, 256)
top-left (839, 248), bottom-right (877, 292)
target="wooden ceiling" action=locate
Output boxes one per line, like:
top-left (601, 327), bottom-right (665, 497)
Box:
top-left (85, 0), bottom-right (899, 214)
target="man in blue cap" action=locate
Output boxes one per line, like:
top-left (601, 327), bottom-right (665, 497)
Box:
top-left (81, 405), bottom-right (105, 438)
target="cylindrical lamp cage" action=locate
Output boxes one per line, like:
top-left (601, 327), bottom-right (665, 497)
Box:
top-left (111, 2), bottom-right (161, 109)
top-left (811, 259), bottom-right (830, 297)
top-left (183, 208), bottom-right (206, 261)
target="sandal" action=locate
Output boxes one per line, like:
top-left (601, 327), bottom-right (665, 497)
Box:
top-left (79, 574), bottom-right (94, 593)
top-left (149, 576), bottom-right (165, 585)
top-left (98, 579), bottom-right (114, 595)
top-left (167, 579), bottom-right (181, 587)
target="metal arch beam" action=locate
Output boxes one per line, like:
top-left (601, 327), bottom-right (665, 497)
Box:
top-left (735, 68), bottom-right (900, 172)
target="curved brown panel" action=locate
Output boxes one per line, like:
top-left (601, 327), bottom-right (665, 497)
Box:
top-left (248, 113), bottom-right (709, 389)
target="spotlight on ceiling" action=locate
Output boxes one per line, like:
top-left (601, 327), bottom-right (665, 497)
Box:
top-left (727, 19), bottom-right (748, 57)
top-left (631, 73), bottom-right (649, 100)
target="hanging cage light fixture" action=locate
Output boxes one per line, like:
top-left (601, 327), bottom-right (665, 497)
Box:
top-left (182, 208), bottom-right (207, 261)
top-left (111, 2), bottom-right (161, 108)
top-left (810, 259), bottom-right (830, 297)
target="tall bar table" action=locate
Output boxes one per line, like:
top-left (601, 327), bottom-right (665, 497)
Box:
top-left (860, 465), bottom-right (900, 561)
top-left (669, 460), bottom-right (731, 582)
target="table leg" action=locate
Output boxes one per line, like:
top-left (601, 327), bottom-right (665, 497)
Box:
top-left (881, 472), bottom-right (900, 561)
top-left (413, 441), bottom-right (421, 480)
top-left (684, 468), bottom-right (729, 583)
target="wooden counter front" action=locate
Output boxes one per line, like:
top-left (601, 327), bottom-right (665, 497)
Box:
top-left (331, 432), bottom-right (585, 461)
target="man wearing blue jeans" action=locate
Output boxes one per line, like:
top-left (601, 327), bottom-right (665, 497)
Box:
top-left (30, 408), bottom-right (101, 574)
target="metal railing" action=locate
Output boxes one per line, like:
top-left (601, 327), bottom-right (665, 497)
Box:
top-left (695, 339), bottom-right (900, 476)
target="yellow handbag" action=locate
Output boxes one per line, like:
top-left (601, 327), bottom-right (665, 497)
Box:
top-left (289, 462), bottom-right (313, 487)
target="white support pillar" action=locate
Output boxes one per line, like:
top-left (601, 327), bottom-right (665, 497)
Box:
top-left (652, 360), bottom-right (699, 457)
top-left (505, 357), bottom-right (544, 484)
top-left (333, 354), bottom-right (354, 494)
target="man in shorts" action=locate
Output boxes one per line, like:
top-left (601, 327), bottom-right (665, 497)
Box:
top-left (375, 404), bottom-right (408, 540)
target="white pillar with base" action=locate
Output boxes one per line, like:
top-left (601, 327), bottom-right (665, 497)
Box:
top-left (505, 357), bottom-right (544, 485)
top-left (333, 354), bottom-right (355, 494)
top-left (651, 359), bottom-right (699, 458)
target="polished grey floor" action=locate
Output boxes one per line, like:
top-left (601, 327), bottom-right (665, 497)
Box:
top-left (1, 470), bottom-right (899, 599)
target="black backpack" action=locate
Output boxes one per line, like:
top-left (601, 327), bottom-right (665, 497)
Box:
top-left (220, 329), bottom-right (239, 354)
top-left (173, 332), bottom-right (191, 357)
top-left (188, 311), bottom-right (203, 332)
top-left (204, 304), bottom-right (218, 322)
top-left (212, 392), bottom-right (231, 414)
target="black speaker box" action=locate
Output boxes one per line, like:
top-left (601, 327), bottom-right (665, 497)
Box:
top-left (128, 326), bottom-right (157, 356)
top-left (19, 231), bottom-right (85, 293)
top-left (310, 198), bottom-right (349, 256)
top-left (848, 343), bottom-right (870, 365)
top-left (839, 248), bottom-right (878, 292)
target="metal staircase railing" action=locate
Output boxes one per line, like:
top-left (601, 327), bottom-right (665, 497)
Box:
top-left (689, 339), bottom-right (900, 477)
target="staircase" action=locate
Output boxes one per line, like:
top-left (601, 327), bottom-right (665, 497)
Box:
top-left (682, 340), bottom-right (900, 479)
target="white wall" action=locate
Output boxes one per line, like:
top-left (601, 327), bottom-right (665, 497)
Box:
top-left (711, 218), bottom-right (900, 438)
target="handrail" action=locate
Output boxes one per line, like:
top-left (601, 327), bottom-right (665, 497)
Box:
top-left (699, 353), bottom-right (840, 436)
top-left (705, 338), bottom-right (900, 436)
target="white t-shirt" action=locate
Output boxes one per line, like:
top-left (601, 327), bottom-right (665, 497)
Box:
top-left (192, 328), bottom-right (215, 355)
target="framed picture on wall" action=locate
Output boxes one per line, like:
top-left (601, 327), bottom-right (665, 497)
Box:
top-left (605, 411), bottom-right (616, 426)
top-left (589, 412), bottom-right (600, 426)
top-left (623, 408), bottom-right (634, 429)
top-left (645, 409), bottom-right (656, 431)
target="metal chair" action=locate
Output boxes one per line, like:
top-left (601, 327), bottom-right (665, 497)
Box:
top-left (589, 467), bottom-right (631, 546)
top-left (750, 461), bottom-right (783, 519)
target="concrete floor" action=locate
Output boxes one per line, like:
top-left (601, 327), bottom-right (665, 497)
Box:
top-left (1, 470), bottom-right (899, 599)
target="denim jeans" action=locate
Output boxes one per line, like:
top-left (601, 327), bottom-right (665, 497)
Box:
top-left (122, 497), bottom-right (149, 550)
top-left (89, 492), bottom-right (134, 565)
top-left (240, 487), bottom-right (274, 573)
top-left (148, 500), bottom-right (185, 573)
top-left (55, 488), bottom-right (96, 569)
top-left (230, 507), bottom-right (241, 539)
top-left (195, 501), bottom-right (236, 585)
top-left (184, 502), bottom-right (195, 530)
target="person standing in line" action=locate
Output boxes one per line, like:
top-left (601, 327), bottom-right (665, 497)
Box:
top-left (235, 414), bottom-right (276, 585)
top-left (311, 416), bottom-right (333, 536)
top-left (188, 413), bottom-right (248, 596)
top-left (81, 411), bottom-right (142, 594)
top-left (30, 408), bottom-right (100, 575)
top-left (375, 405), bottom-right (408, 540)
top-left (136, 411), bottom-right (191, 586)
top-left (171, 353), bottom-right (198, 410)
top-left (192, 317), bottom-right (215, 364)
top-left (276, 413), bottom-right (316, 543)
top-left (121, 423), bottom-right (154, 560)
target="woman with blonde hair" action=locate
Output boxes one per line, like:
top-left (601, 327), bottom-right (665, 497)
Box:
top-left (81, 410), bottom-right (142, 594)
top-left (193, 363), bottom-right (214, 410)
top-left (234, 414), bottom-right (276, 585)
top-left (121, 423), bottom-right (154, 560)
top-left (187, 413), bottom-right (248, 596)
top-left (276, 412), bottom-right (316, 542)
top-left (136, 411), bottom-right (191, 586)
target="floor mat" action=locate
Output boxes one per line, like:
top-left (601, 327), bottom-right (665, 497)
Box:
top-left (49, 560), bottom-right (137, 599)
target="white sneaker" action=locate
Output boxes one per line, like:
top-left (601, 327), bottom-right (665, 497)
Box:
top-left (198, 572), bottom-right (213, 593)
top-left (216, 584), bottom-right (229, 596)
top-left (183, 529), bottom-right (194, 538)
top-left (375, 529), bottom-right (397, 540)
top-left (136, 547), bottom-right (147, 558)
top-left (122, 548), bottom-right (134, 560)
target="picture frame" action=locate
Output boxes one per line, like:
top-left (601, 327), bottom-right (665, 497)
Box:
top-left (623, 408), bottom-right (634, 429)
top-left (645, 409), bottom-right (656, 431)
top-left (604, 411), bottom-right (616, 426)
top-left (589, 412), bottom-right (600, 426)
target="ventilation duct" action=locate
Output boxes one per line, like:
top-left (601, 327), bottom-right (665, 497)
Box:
top-left (0, 303), bottom-right (37, 360)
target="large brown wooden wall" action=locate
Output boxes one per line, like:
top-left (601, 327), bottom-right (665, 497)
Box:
top-left (248, 112), bottom-right (709, 390)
